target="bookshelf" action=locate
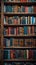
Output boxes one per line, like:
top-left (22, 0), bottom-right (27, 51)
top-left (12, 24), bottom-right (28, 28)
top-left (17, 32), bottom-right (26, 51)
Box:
top-left (1, 0), bottom-right (36, 65)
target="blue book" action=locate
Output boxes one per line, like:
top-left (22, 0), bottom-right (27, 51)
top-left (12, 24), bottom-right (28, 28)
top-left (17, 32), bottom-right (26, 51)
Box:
top-left (32, 16), bottom-right (35, 24)
top-left (4, 50), bottom-right (8, 59)
top-left (21, 17), bottom-right (27, 24)
top-left (24, 26), bottom-right (28, 35)
top-left (4, 28), bottom-right (6, 35)
top-left (28, 6), bottom-right (33, 12)
top-left (6, 5), bottom-right (12, 12)
top-left (10, 38), bottom-right (13, 46)
top-left (21, 6), bottom-right (25, 12)
top-left (8, 50), bottom-right (10, 59)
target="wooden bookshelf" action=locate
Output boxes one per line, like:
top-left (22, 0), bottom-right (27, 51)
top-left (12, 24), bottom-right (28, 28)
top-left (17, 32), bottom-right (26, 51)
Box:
top-left (1, 0), bottom-right (36, 65)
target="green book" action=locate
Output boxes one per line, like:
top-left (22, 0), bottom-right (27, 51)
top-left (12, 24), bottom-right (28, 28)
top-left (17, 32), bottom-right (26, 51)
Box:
top-left (24, 50), bottom-right (27, 59)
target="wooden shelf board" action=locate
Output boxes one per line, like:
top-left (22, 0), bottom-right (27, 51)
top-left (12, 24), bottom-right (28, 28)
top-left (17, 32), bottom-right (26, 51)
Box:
top-left (4, 1), bottom-right (36, 5)
top-left (4, 35), bottom-right (36, 38)
top-left (3, 46), bottom-right (36, 49)
top-left (4, 59), bottom-right (36, 62)
top-left (4, 12), bottom-right (36, 16)
top-left (4, 24), bottom-right (36, 27)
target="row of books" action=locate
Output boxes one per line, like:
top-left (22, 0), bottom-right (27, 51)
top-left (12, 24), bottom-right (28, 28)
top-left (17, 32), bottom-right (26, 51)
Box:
top-left (3, 49), bottom-right (36, 59)
top-left (4, 38), bottom-right (36, 47)
top-left (4, 5), bottom-right (36, 13)
top-left (3, 0), bottom-right (36, 2)
top-left (4, 16), bottom-right (36, 25)
top-left (3, 26), bottom-right (36, 35)
top-left (4, 62), bottom-right (36, 65)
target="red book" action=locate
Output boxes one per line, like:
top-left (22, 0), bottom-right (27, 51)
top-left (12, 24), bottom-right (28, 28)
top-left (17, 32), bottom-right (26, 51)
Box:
top-left (20, 0), bottom-right (27, 2)
top-left (28, 50), bottom-right (33, 59)
top-left (8, 27), bottom-right (11, 35)
top-left (34, 6), bottom-right (36, 13)
top-left (25, 6), bottom-right (28, 13)
top-left (10, 50), bottom-right (15, 59)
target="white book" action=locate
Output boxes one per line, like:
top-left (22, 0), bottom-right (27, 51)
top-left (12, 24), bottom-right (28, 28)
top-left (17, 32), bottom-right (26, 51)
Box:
top-left (4, 5), bottom-right (6, 12)
top-left (26, 17), bottom-right (28, 24)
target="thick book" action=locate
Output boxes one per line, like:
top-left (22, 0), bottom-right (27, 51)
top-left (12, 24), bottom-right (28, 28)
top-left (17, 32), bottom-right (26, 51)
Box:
top-left (6, 5), bottom-right (12, 12)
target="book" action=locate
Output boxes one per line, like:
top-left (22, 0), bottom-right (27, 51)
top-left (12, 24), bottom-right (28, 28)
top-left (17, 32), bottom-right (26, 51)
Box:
top-left (34, 26), bottom-right (36, 35)
top-left (10, 50), bottom-right (15, 59)
top-left (6, 5), bottom-right (12, 12)
top-left (19, 27), bottom-right (24, 35)
top-left (8, 17), bottom-right (13, 24)
top-left (4, 5), bottom-right (6, 12)
top-left (34, 6), bottom-right (36, 13)
top-left (13, 38), bottom-right (19, 46)
top-left (31, 16), bottom-right (35, 24)
top-left (25, 6), bottom-right (28, 13)
top-left (24, 26), bottom-right (28, 35)
top-left (21, 6), bottom-right (25, 12)
top-left (19, 39), bottom-right (24, 47)
top-left (4, 49), bottom-right (8, 59)
top-left (28, 50), bottom-right (33, 59)
top-left (21, 16), bottom-right (27, 24)
top-left (14, 5), bottom-right (18, 13)
top-left (8, 50), bottom-right (10, 59)
top-left (24, 50), bottom-right (27, 59)
top-left (31, 26), bottom-right (34, 35)
top-left (33, 50), bottom-right (36, 59)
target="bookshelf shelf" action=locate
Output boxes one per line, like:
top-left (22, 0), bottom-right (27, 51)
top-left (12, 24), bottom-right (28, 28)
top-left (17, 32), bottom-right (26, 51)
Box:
top-left (3, 46), bottom-right (36, 49)
top-left (4, 24), bottom-right (36, 27)
top-left (4, 59), bottom-right (36, 62)
top-left (4, 35), bottom-right (36, 38)
top-left (4, 12), bottom-right (36, 16)
top-left (4, 2), bottom-right (36, 6)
